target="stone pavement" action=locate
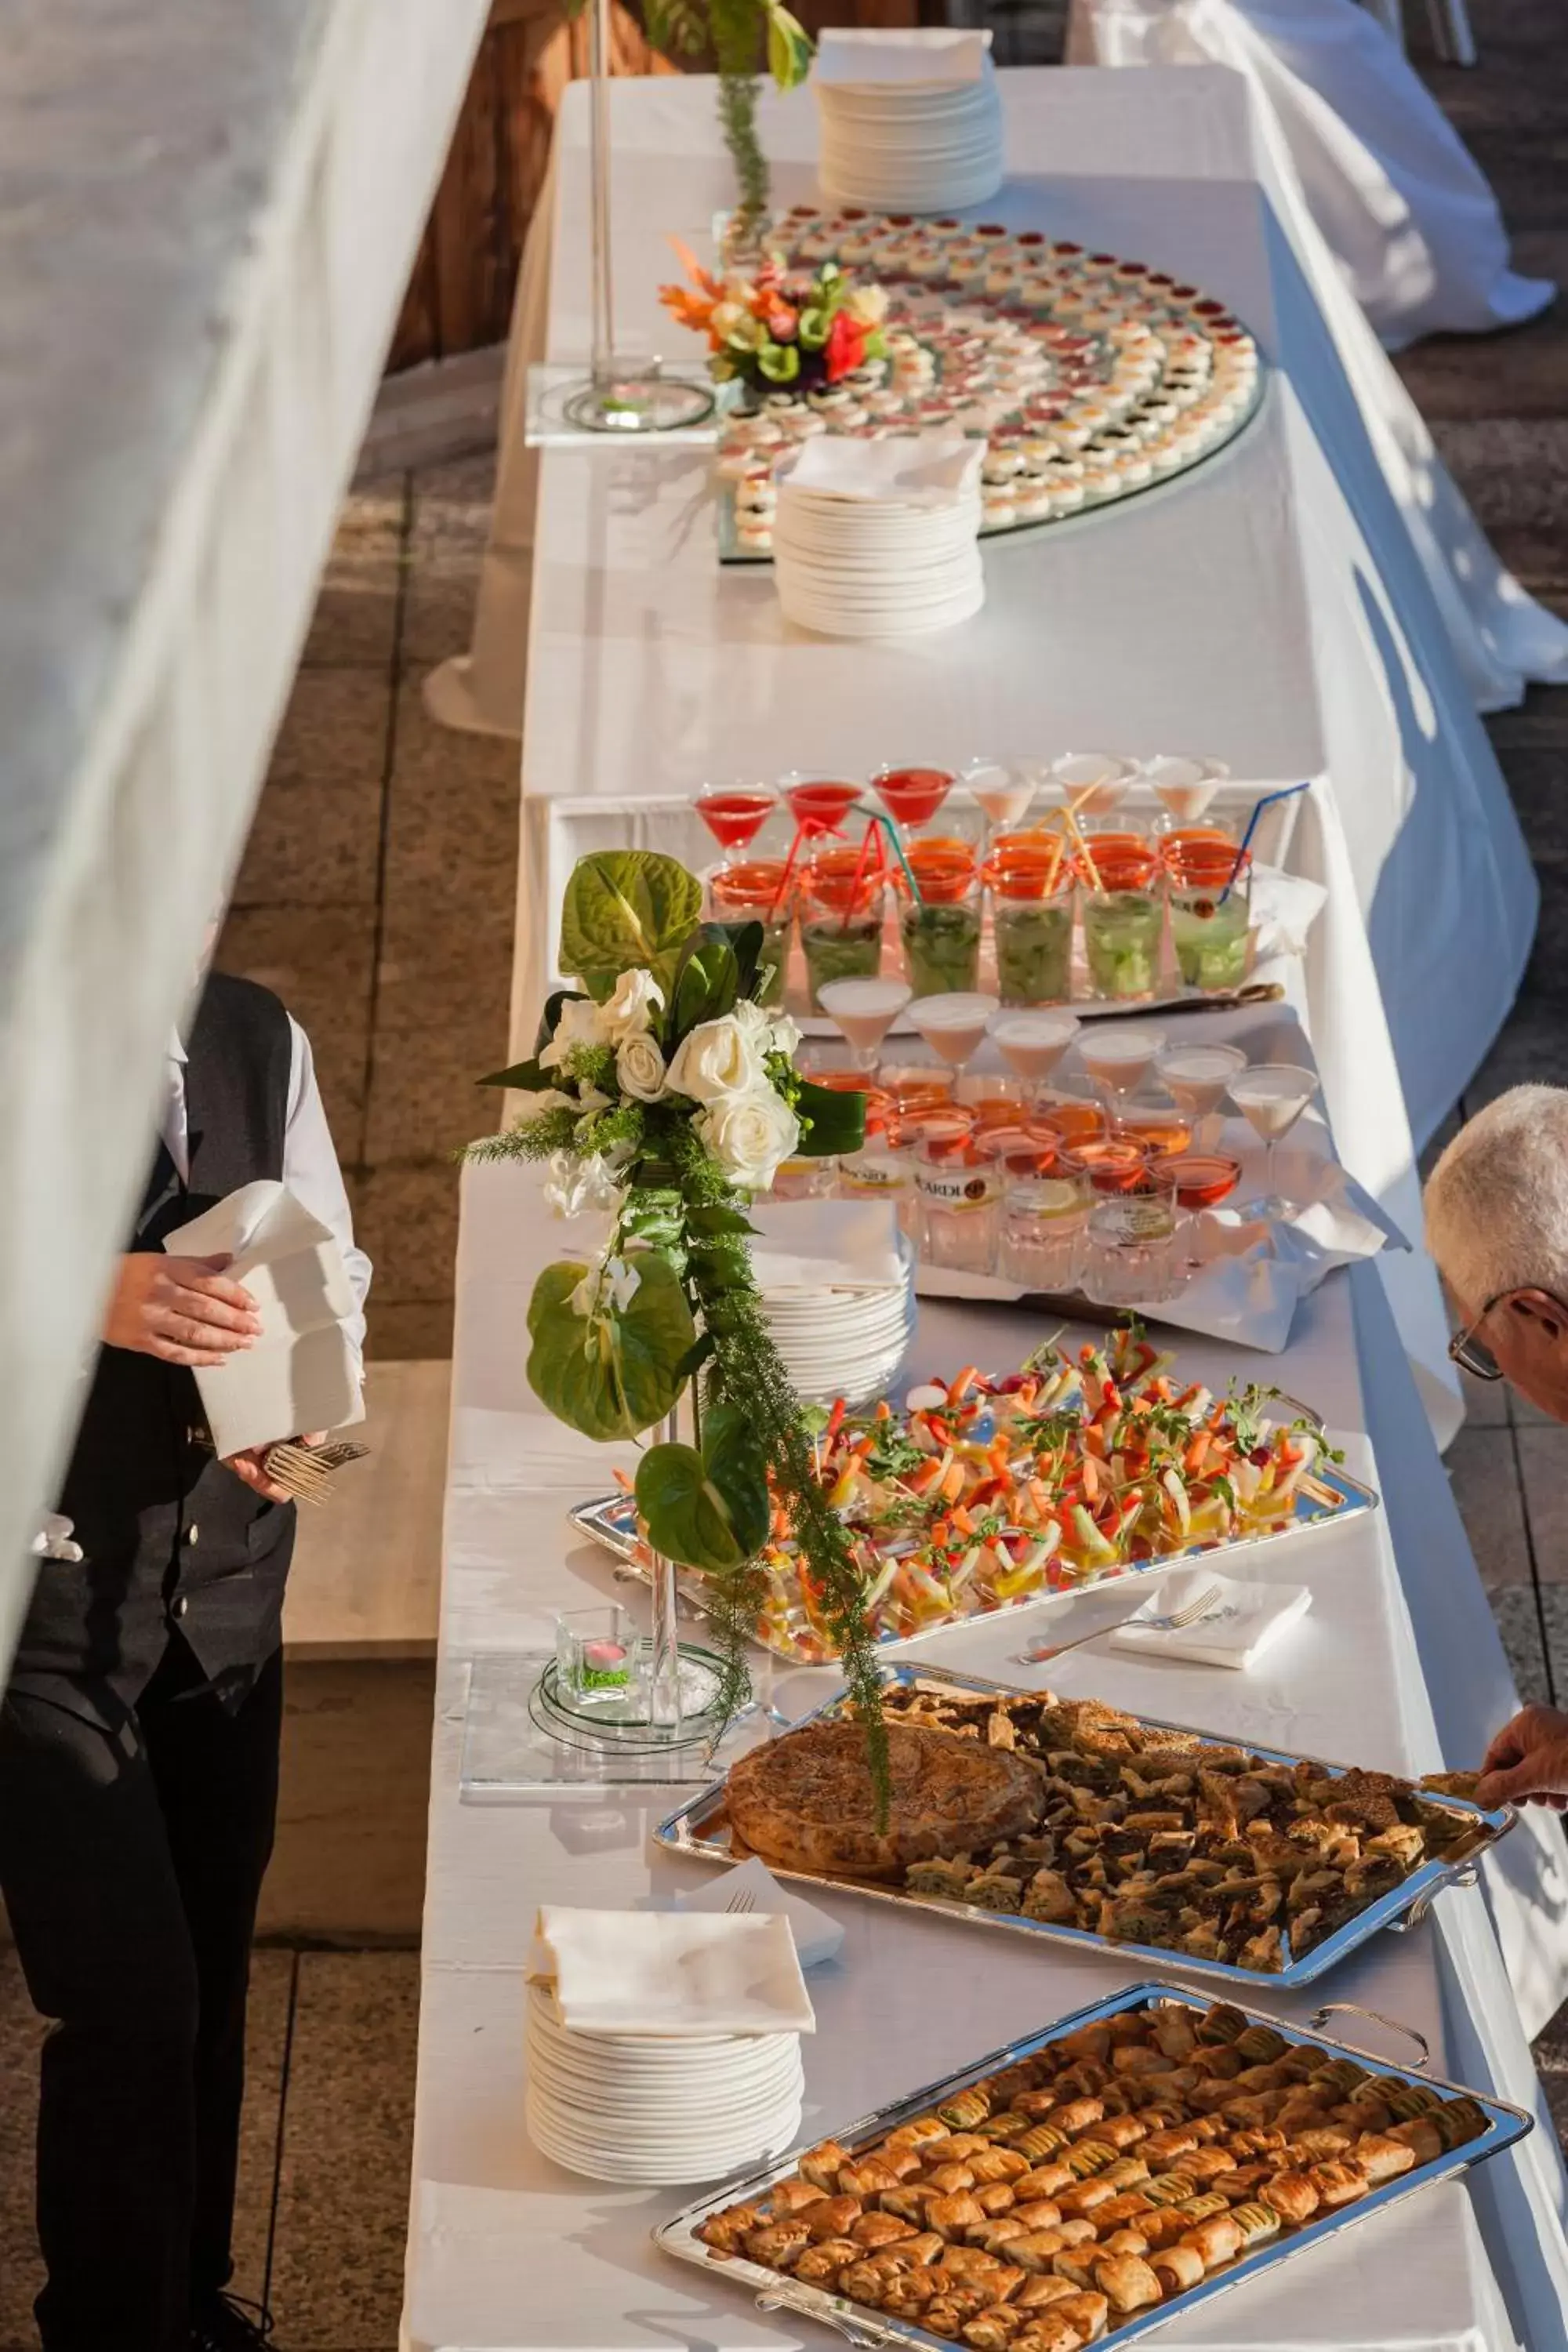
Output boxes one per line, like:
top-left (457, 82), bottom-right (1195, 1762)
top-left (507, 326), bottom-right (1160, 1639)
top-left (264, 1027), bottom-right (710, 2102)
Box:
top-left (2, 9), bottom-right (1567, 2342)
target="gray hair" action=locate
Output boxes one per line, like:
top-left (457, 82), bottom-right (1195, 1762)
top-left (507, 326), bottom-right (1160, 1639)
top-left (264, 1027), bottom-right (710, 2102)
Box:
top-left (1424, 1085), bottom-right (1568, 1311)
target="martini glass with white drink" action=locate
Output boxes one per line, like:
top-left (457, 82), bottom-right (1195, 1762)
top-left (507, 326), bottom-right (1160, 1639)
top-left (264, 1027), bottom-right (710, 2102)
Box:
top-left (1229, 1062), bottom-right (1319, 1218)
top-left (907, 991), bottom-right (1000, 1083)
top-left (989, 1009), bottom-right (1081, 1112)
top-left (816, 975), bottom-right (913, 1076)
top-left (1050, 750), bottom-right (1139, 820)
top-left (964, 758), bottom-right (1037, 843)
top-left (1144, 754), bottom-right (1229, 833)
top-left (1080, 1022), bottom-right (1165, 1138)
top-left (1154, 1040), bottom-right (1247, 1151)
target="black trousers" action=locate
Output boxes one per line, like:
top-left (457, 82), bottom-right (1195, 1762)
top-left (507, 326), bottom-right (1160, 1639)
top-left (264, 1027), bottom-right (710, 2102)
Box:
top-left (0, 1635), bottom-right (283, 2352)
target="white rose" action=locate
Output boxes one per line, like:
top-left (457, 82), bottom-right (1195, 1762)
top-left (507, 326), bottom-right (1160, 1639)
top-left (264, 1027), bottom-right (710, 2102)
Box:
top-left (665, 1014), bottom-right (767, 1105)
top-left (697, 1087), bottom-right (800, 1192)
top-left (616, 1033), bottom-right (667, 1102)
top-left (601, 969), bottom-right (664, 1045)
top-left (768, 1011), bottom-right (803, 1059)
top-left (539, 996), bottom-right (607, 1072)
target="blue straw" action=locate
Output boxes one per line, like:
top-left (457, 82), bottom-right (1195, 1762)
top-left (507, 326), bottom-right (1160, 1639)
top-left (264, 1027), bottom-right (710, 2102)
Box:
top-left (1218, 781), bottom-right (1311, 904)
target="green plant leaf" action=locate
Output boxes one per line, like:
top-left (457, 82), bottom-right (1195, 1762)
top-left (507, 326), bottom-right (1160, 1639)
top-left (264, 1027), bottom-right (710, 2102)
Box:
top-left (764, 1), bottom-right (814, 90)
top-left (635, 1401), bottom-right (771, 1571)
top-left (794, 1077), bottom-right (868, 1157)
top-left (525, 1257), bottom-right (695, 1441)
top-left (477, 1056), bottom-right (552, 1091)
top-left (686, 1203), bottom-right (758, 1239)
top-left (557, 852), bottom-right (702, 1001)
top-left (670, 931), bottom-right (741, 1042)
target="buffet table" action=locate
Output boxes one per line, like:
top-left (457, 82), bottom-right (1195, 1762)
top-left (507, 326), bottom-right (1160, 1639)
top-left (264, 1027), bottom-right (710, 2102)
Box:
top-left (401, 999), bottom-right (1568, 2352)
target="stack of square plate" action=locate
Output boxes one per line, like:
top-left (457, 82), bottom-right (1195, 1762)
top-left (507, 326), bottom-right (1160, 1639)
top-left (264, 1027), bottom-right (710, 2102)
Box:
top-left (524, 1985), bottom-right (805, 2184)
top-left (773, 433), bottom-right (985, 640)
top-left (815, 31), bottom-right (1003, 213)
top-left (759, 1259), bottom-right (916, 1408)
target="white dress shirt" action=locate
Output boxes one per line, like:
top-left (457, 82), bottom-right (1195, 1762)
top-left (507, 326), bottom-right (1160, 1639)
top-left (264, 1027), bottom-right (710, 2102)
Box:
top-left (164, 1018), bottom-right (372, 1363)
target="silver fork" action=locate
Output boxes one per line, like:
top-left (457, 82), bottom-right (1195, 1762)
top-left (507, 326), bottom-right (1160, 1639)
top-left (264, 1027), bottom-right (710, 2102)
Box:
top-left (725, 1889), bottom-right (757, 1916)
top-left (1015, 1579), bottom-right (1223, 1666)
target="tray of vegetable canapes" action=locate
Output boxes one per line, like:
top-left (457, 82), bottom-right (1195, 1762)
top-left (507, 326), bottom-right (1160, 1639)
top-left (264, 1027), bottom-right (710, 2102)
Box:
top-left (569, 1329), bottom-right (1377, 1666)
top-left (654, 1667), bottom-right (1513, 1988)
top-left (657, 1981), bottom-right (1530, 2352)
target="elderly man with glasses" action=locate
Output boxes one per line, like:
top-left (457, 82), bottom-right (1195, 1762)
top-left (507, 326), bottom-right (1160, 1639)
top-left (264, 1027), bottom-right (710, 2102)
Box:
top-left (1426, 1084), bottom-right (1568, 1812)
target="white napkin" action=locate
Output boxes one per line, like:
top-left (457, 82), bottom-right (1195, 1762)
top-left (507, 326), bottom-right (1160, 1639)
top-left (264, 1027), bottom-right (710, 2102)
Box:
top-left (1250, 863), bottom-right (1329, 960)
top-left (779, 432), bottom-right (985, 509)
top-left (653, 1858), bottom-right (848, 1970)
top-left (1110, 1566), bottom-right (1312, 1669)
top-left (163, 1181), bottom-right (365, 1457)
top-left (814, 27), bottom-right (992, 83)
top-left (749, 1196), bottom-right (909, 1291)
top-left (529, 1906), bottom-right (816, 2038)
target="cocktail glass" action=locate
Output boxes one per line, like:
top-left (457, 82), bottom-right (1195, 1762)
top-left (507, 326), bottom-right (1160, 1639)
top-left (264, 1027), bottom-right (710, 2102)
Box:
top-left (871, 764), bottom-right (956, 837)
top-left (695, 779), bottom-right (777, 866)
top-left (1229, 1062), bottom-right (1319, 1219)
top-left (779, 773), bottom-right (865, 837)
top-left (1079, 1022), bottom-right (1166, 1137)
top-left (816, 976), bottom-right (913, 1076)
top-left (709, 858), bottom-right (794, 1011)
top-left (798, 849), bottom-right (885, 1012)
top-left (914, 1126), bottom-right (1007, 1275)
top-left (989, 1010), bottom-right (1082, 1112)
top-left (989, 833), bottom-right (1075, 1006)
top-left (1144, 754), bottom-right (1229, 834)
top-left (1078, 847), bottom-right (1164, 1002)
top-left (1074, 1149), bottom-right (1179, 1308)
top-left (1164, 840), bottom-right (1251, 995)
top-left (900, 845), bottom-right (983, 996)
top-left (964, 759), bottom-right (1037, 842)
top-left (1153, 1040), bottom-right (1247, 1151)
top-left (998, 1143), bottom-right (1090, 1290)
top-left (906, 991), bottom-right (1000, 1082)
top-left (1050, 750), bottom-right (1140, 819)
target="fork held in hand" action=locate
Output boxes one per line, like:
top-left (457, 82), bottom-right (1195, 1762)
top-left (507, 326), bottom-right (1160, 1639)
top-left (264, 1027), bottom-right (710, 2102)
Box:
top-left (1016, 1580), bottom-right (1223, 1665)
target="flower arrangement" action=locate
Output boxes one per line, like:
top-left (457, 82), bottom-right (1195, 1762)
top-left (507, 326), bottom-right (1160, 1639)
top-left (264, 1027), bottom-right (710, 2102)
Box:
top-left (661, 249), bottom-right (890, 399)
top-left (470, 850), bottom-right (887, 1783)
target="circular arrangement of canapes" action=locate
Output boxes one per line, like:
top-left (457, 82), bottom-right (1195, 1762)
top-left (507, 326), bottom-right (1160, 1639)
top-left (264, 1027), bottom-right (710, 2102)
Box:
top-left (720, 211), bottom-right (1262, 553)
top-left (696, 1994), bottom-right (1491, 2349)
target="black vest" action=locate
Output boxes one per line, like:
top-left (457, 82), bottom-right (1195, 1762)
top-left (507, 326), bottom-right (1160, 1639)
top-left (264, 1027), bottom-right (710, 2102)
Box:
top-left (12, 975), bottom-right (298, 1708)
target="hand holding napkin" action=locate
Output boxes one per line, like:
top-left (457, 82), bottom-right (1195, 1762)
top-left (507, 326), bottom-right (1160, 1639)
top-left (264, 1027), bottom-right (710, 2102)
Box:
top-left (529, 1906), bottom-right (816, 2038)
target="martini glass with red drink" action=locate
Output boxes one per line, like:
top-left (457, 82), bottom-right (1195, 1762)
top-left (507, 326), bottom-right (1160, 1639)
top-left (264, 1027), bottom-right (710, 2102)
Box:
top-left (778, 773), bottom-right (866, 838)
top-left (871, 764), bottom-right (957, 837)
top-left (695, 779), bottom-right (777, 867)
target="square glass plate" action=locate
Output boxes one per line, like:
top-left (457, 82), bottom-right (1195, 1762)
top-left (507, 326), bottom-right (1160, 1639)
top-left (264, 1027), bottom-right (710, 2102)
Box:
top-left (458, 1651), bottom-right (755, 1798)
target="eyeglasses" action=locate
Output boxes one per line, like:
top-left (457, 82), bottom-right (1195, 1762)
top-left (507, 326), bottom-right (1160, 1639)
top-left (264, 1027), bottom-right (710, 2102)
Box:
top-left (1448, 1287), bottom-right (1568, 1381)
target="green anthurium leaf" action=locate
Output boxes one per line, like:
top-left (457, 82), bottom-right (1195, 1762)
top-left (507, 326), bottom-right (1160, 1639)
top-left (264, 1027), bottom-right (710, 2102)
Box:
top-left (670, 932), bottom-right (741, 1042)
top-left (634, 1401), bottom-right (770, 1572)
top-left (764, 1), bottom-right (813, 89)
top-left (525, 1257), bottom-right (695, 1442)
top-left (477, 1056), bottom-right (551, 1091)
top-left (557, 852), bottom-right (703, 1001)
top-left (794, 1077), bottom-right (869, 1157)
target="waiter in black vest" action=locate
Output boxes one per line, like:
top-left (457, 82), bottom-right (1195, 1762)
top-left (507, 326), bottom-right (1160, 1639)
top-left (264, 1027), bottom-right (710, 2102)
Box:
top-left (0, 967), bottom-right (371, 2352)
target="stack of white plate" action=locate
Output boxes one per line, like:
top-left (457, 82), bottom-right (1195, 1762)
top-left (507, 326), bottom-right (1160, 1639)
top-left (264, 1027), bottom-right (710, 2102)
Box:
top-left (815, 53), bottom-right (1004, 213)
top-left (760, 1261), bottom-right (916, 1409)
top-left (774, 443), bottom-right (985, 640)
top-left (524, 1985), bottom-right (804, 2183)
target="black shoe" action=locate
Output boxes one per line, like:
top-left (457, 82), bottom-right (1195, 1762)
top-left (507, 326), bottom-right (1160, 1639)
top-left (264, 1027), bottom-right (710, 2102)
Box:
top-left (191, 2292), bottom-right (278, 2350)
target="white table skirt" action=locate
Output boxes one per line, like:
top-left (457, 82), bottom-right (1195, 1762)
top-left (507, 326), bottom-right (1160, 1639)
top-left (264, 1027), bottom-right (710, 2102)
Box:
top-left (498, 71), bottom-right (1533, 1261)
top-left (401, 1003), bottom-right (1568, 2349)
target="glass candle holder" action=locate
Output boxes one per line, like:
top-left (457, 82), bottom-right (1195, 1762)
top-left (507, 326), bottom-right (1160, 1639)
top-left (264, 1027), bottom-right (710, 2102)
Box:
top-left (915, 1124), bottom-right (1005, 1274)
top-left (709, 858), bottom-right (794, 1010)
top-left (799, 849), bottom-right (885, 1011)
top-left (901, 844), bottom-right (984, 996)
top-left (555, 1606), bottom-right (642, 1710)
top-left (999, 1143), bottom-right (1090, 1290)
top-left (1163, 839), bottom-right (1251, 995)
top-left (1078, 847), bottom-right (1164, 1002)
top-left (989, 835), bottom-right (1076, 1006)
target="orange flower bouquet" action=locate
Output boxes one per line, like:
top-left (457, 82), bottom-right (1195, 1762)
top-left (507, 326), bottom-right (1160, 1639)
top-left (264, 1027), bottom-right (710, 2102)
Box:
top-left (659, 247), bottom-right (890, 399)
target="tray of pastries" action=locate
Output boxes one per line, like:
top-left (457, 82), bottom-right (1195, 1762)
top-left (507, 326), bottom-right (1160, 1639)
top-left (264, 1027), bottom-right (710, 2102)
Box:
top-left (655, 1666), bottom-right (1514, 1989)
top-left (658, 1981), bottom-right (1530, 2352)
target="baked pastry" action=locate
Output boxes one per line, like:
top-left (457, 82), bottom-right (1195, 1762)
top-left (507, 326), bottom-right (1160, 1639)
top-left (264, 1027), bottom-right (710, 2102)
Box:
top-left (726, 1719), bottom-right (1043, 1880)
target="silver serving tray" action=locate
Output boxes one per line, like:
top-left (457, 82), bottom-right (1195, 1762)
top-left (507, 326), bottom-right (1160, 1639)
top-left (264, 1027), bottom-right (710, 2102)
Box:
top-left (568, 1410), bottom-right (1380, 1669)
top-left (655, 1979), bottom-right (1531, 2352)
top-left (654, 1661), bottom-right (1516, 1991)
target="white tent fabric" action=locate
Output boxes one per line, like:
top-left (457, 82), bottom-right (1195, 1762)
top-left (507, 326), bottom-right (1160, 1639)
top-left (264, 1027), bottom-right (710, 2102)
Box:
top-left (1067, 0), bottom-right (1555, 349)
top-left (1065, 0), bottom-right (1568, 709)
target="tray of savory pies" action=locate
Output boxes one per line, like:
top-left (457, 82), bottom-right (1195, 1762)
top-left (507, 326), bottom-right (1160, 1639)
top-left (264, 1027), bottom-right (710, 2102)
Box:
top-left (653, 1666), bottom-right (1515, 1990)
top-left (657, 1981), bottom-right (1530, 2352)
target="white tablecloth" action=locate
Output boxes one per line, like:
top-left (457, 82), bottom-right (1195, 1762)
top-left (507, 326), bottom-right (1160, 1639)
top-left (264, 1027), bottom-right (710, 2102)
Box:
top-left (402, 1000), bottom-right (1568, 2352)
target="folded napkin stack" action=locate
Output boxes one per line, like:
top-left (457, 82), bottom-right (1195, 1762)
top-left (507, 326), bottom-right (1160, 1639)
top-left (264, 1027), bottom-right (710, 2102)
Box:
top-left (815, 29), bottom-right (1004, 213)
top-left (525, 1907), bottom-right (813, 2183)
top-left (773, 434), bottom-right (985, 639)
top-left (747, 1196), bottom-right (916, 1406)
